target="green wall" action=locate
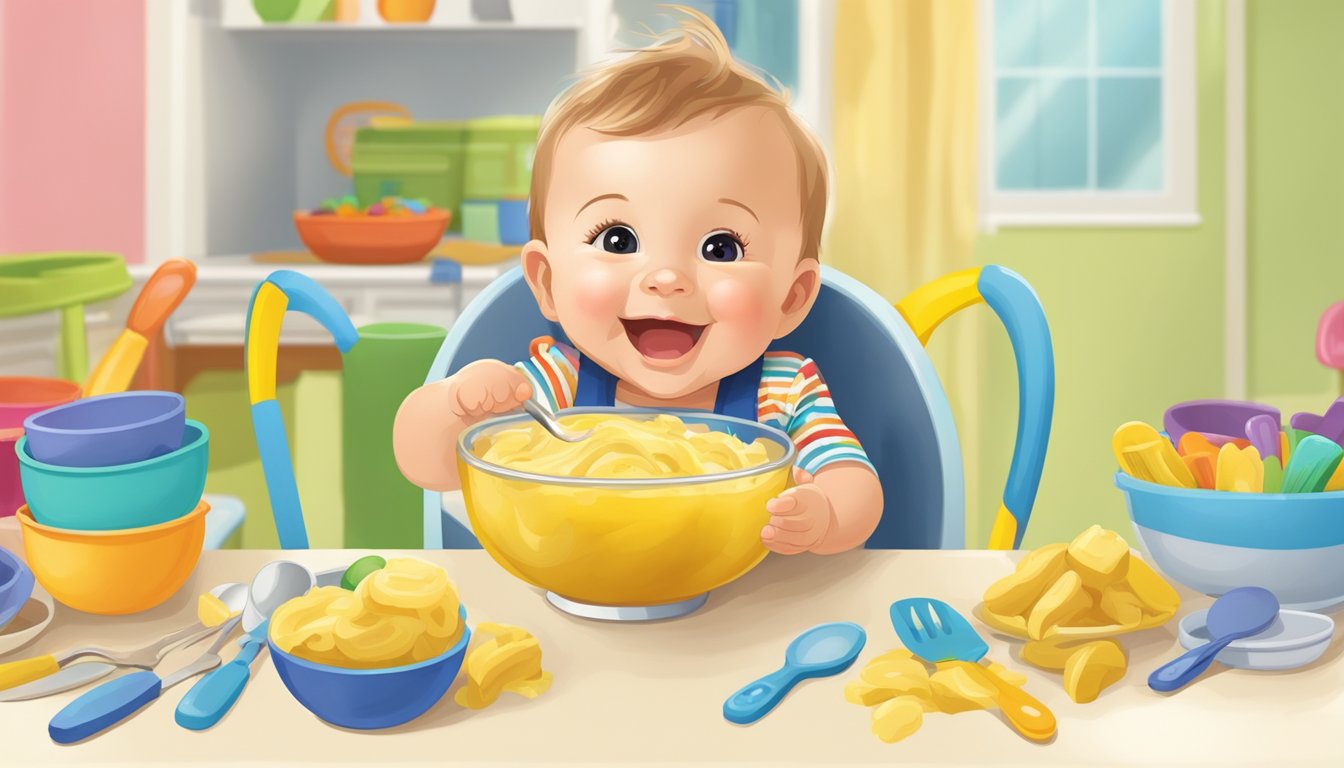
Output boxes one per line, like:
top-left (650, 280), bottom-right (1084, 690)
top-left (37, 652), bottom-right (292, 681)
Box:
top-left (1247, 0), bottom-right (1344, 402)
top-left (969, 0), bottom-right (1227, 548)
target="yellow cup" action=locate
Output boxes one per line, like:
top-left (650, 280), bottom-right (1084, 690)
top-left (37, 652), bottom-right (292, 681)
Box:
top-left (16, 501), bottom-right (207, 615)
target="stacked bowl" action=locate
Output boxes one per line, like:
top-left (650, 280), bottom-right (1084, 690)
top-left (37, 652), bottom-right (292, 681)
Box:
top-left (12, 392), bottom-right (210, 615)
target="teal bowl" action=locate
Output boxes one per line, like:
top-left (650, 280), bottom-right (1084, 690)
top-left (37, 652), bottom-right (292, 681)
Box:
top-left (16, 420), bottom-right (209, 531)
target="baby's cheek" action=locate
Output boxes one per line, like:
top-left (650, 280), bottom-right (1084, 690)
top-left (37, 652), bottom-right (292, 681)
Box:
top-left (563, 264), bottom-right (627, 319)
top-left (707, 278), bottom-right (772, 338)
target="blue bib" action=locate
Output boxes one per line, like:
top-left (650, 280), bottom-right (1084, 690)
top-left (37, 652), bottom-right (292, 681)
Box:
top-left (573, 353), bottom-right (765, 422)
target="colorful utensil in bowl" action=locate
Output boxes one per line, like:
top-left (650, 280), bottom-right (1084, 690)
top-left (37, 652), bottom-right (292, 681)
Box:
top-left (1113, 422), bottom-right (1196, 488)
top-left (1164, 400), bottom-right (1280, 447)
top-left (22, 391), bottom-right (185, 468)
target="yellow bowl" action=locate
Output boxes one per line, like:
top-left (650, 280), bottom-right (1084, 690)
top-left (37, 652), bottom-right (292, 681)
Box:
top-left (459, 408), bottom-right (793, 609)
top-left (16, 501), bottom-right (207, 615)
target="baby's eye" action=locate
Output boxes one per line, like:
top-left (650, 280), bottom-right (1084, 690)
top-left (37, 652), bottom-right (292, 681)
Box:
top-left (591, 224), bottom-right (640, 254)
top-left (698, 231), bottom-right (745, 263)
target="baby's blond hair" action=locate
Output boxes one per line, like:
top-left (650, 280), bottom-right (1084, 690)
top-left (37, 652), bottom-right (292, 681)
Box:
top-left (528, 6), bottom-right (828, 262)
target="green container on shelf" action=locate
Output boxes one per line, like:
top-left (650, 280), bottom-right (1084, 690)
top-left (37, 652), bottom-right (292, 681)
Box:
top-left (463, 115), bottom-right (542, 200)
top-left (341, 322), bottom-right (447, 548)
top-left (351, 121), bottom-right (467, 232)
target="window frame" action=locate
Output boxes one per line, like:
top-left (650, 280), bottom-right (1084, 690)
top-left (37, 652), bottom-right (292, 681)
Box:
top-left (977, 0), bottom-right (1199, 230)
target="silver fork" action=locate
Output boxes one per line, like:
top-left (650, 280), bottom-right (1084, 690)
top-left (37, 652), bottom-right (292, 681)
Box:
top-left (53, 621), bottom-right (225, 669)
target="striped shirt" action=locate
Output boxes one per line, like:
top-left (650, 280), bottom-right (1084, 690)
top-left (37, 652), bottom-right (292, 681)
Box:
top-left (515, 338), bottom-right (873, 476)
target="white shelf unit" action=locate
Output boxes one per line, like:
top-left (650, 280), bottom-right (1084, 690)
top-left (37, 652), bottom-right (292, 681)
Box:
top-left (147, 0), bottom-right (830, 268)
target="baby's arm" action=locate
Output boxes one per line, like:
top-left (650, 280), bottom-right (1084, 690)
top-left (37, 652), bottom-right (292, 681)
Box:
top-left (761, 355), bottom-right (883, 554)
top-left (393, 360), bottom-right (531, 491)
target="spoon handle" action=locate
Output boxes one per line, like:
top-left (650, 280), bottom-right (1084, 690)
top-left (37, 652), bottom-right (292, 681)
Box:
top-left (49, 670), bottom-right (162, 744)
top-left (1148, 637), bottom-right (1232, 692)
top-left (960, 662), bottom-right (1057, 742)
top-left (722, 668), bottom-right (800, 725)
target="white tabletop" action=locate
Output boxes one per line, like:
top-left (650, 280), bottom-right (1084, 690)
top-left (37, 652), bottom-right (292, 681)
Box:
top-left (1, 547), bottom-right (1340, 767)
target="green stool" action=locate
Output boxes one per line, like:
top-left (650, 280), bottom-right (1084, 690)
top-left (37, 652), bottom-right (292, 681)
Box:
top-left (0, 253), bottom-right (132, 382)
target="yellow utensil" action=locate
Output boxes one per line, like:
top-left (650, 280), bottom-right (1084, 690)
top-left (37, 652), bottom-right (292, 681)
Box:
top-left (1112, 422), bottom-right (1197, 488)
top-left (1215, 443), bottom-right (1264, 493)
top-left (83, 260), bottom-right (196, 397)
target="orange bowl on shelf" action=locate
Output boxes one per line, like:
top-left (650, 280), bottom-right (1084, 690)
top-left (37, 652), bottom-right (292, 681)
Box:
top-left (16, 501), bottom-right (207, 615)
top-left (293, 208), bottom-right (450, 265)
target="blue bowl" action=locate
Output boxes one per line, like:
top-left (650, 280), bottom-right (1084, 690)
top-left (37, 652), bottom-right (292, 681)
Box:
top-left (1115, 471), bottom-right (1344, 610)
top-left (269, 605), bottom-right (470, 730)
top-left (24, 390), bottom-right (186, 468)
top-left (0, 545), bottom-right (35, 630)
top-left (23, 392), bottom-right (185, 468)
top-left (16, 420), bottom-right (209, 531)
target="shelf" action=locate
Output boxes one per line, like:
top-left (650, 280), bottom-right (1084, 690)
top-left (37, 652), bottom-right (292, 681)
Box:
top-left (221, 20), bottom-right (583, 32)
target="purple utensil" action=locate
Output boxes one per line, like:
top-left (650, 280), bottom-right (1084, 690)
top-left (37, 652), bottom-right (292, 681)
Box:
top-left (1149, 587), bottom-right (1279, 693)
top-left (23, 392), bottom-right (185, 468)
top-left (1245, 414), bottom-right (1281, 461)
top-left (1311, 397), bottom-right (1344, 444)
top-left (1291, 412), bottom-right (1322, 434)
top-left (1164, 400), bottom-right (1280, 446)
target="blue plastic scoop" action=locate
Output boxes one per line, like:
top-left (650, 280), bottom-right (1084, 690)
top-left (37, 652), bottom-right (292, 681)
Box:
top-left (722, 622), bottom-right (865, 725)
top-left (1149, 586), bottom-right (1279, 692)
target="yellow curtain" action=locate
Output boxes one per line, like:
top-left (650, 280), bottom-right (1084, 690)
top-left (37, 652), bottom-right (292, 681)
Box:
top-left (824, 0), bottom-right (985, 545)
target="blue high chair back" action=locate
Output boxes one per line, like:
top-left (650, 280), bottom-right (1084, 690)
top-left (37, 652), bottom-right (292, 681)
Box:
top-left (422, 264), bottom-right (1053, 551)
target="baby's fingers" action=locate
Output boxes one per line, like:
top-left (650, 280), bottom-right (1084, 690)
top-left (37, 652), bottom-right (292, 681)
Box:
top-left (766, 493), bottom-right (798, 515)
top-left (766, 514), bottom-right (812, 533)
top-left (761, 526), bottom-right (811, 554)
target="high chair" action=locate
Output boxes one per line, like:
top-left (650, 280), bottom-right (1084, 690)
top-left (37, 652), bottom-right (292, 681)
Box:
top-left (421, 265), bottom-right (1054, 551)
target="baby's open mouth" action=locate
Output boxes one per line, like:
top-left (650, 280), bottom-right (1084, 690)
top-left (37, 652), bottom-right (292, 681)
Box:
top-left (621, 317), bottom-right (707, 361)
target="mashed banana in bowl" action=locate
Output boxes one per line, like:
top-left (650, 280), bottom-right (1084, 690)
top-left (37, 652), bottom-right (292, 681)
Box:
top-left (458, 408), bottom-right (795, 610)
top-left (270, 557), bottom-right (463, 669)
top-left (474, 413), bottom-right (778, 479)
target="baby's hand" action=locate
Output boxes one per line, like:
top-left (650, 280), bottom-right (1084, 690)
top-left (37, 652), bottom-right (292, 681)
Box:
top-left (762, 468), bottom-right (835, 555)
top-left (445, 359), bottom-right (532, 421)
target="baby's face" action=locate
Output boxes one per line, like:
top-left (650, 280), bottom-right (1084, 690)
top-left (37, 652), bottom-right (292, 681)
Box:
top-left (526, 107), bottom-right (819, 400)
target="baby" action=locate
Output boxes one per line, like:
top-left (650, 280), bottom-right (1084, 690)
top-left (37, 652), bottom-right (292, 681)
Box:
top-left (394, 10), bottom-right (883, 555)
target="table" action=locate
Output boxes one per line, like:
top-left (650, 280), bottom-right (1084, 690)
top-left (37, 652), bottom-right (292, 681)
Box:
top-left (4, 550), bottom-right (1342, 766)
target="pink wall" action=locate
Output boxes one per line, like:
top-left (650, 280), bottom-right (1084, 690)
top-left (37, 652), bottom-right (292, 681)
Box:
top-left (0, 0), bottom-right (145, 263)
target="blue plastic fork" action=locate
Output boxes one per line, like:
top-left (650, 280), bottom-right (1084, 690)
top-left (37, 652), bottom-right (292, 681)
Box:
top-left (890, 598), bottom-right (1057, 742)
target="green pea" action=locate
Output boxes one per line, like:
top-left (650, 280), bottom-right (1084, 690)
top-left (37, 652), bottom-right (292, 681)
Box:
top-left (340, 555), bottom-right (387, 591)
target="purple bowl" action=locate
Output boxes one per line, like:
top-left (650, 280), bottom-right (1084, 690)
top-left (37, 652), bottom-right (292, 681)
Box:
top-left (23, 392), bottom-right (186, 468)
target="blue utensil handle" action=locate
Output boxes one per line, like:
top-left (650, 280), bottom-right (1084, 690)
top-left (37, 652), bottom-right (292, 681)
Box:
top-left (723, 668), bottom-right (800, 725)
top-left (1148, 638), bottom-right (1231, 692)
top-left (49, 670), bottom-right (162, 744)
top-left (174, 646), bottom-right (261, 731)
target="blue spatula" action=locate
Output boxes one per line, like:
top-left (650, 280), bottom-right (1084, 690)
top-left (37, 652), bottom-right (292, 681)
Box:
top-left (890, 598), bottom-right (1057, 742)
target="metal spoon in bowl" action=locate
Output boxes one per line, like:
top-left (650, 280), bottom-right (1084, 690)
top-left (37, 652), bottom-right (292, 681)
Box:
top-left (523, 399), bottom-right (593, 443)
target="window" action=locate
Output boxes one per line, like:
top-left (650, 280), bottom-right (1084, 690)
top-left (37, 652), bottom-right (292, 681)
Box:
top-left (979, 0), bottom-right (1198, 228)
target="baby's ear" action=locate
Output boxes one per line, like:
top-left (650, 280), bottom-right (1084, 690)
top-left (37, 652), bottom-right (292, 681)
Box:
top-left (521, 240), bottom-right (560, 322)
top-left (774, 258), bottom-right (822, 338)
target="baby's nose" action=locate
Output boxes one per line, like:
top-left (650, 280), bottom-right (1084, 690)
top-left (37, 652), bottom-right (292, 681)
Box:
top-left (642, 268), bottom-right (693, 297)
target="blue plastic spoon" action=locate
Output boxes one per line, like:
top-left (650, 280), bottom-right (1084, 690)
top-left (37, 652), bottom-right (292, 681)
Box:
top-left (1149, 587), bottom-right (1279, 692)
top-left (723, 622), bottom-right (866, 725)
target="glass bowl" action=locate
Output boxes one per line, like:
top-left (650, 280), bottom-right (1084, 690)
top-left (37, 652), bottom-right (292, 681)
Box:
top-left (458, 408), bottom-right (794, 619)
